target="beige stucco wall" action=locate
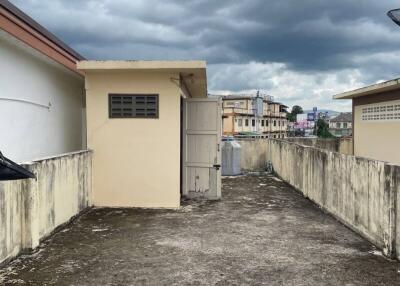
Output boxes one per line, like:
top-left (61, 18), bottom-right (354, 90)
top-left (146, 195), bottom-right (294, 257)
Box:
top-left (85, 71), bottom-right (181, 208)
top-left (354, 98), bottom-right (400, 165)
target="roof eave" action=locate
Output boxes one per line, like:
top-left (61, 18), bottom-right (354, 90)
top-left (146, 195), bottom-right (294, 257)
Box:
top-left (0, 0), bottom-right (85, 61)
top-left (77, 60), bottom-right (206, 71)
top-left (78, 60), bottom-right (208, 98)
top-left (333, 78), bottom-right (400, 100)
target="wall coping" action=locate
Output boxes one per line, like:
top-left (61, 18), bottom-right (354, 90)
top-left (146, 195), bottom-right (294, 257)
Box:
top-left (270, 138), bottom-right (400, 167)
top-left (22, 149), bottom-right (93, 165)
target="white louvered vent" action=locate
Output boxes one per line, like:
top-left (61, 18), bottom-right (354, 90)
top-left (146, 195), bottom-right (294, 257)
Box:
top-left (361, 101), bottom-right (400, 122)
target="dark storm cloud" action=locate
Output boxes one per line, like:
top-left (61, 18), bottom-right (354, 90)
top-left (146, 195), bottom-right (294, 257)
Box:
top-left (9, 0), bottom-right (400, 110)
top-left (12, 0), bottom-right (399, 67)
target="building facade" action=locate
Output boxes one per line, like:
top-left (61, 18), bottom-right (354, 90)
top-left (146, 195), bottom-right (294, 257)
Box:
top-left (222, 95), bottom-right (288, 138)
top-left (78, 60), bottom-right (221, 208)
top-left (334, 79), bottom-right (400, 165)
top-left (328, 112), bottom-right (352, 137)
top-left (0, 1), bottom-right (86, 162)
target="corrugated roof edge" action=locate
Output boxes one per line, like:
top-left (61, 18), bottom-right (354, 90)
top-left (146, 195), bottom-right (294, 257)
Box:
top-left (1, 0), bottom-right (85, 60)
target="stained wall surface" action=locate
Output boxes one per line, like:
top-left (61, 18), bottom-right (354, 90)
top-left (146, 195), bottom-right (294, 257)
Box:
top-left (0, 151), bottom-right (92, 265)
top-left (267, 139), bottom-right (400, 259)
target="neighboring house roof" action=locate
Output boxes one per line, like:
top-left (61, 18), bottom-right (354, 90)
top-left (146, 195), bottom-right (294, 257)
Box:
top-left (330, 113), bottom-right (352, 123)
top-left (333, 78), bottom-right (400, 100)
top-left (0, 0), bottom-right (85, 74)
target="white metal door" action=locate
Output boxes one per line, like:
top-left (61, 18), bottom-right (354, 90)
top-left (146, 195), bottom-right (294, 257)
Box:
top-left (182, 98), bottom-right (222, 200)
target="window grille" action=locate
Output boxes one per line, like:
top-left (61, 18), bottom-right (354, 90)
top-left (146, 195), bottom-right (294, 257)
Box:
top-left (109, 94), bottom-right (158, 118)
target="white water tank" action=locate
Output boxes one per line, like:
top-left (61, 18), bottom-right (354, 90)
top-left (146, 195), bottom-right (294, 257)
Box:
top-left (221, 140), bottom-right (241, 176)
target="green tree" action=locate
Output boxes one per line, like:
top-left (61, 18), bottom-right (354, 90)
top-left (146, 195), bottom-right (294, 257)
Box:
top-left (287, 105), bottom-right (304, 122)
top-left (316, 119), bottom-right (335, 138)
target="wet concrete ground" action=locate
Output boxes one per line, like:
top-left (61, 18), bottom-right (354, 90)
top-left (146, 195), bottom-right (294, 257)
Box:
top-left (1, 174), bottom-right (400, 285)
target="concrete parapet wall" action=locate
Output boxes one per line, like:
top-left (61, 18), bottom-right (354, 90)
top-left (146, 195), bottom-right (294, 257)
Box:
top-left (236, 137), bottom-right (353, 172)
top-left (339, 138), bottom-right (353, 155)
top-left (285, 137), bottom-right (340, 152)
top-left (285, 137), bottom-right (354, 155)
top-left (0, 150), bottom-right (92, 265)
top-left (236, 139), bottom-right (270, 171)
top-left (267, 139), bottom-right (400, 259)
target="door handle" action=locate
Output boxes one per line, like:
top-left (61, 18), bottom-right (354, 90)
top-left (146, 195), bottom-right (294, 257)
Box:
top-left (213, 164), bottom-right (221, 170)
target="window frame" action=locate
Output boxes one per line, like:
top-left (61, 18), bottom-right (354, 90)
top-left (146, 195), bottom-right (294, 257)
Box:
top-left (108, 94), bottom-right (159, 119)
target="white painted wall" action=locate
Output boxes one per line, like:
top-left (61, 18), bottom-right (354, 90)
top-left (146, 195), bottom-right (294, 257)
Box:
top-left (0, 31), bottom-right (85, 162)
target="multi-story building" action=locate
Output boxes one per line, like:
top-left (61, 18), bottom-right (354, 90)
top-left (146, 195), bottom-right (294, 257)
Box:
top-left (328, 112), bottom-right (352, 137)
top-left (221, 94), bottom-right (288, 138)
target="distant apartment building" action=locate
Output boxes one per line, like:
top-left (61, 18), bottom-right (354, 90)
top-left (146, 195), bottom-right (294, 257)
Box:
top-left (329, 112), bottom-right (352, 137)
top-left (221, 94), bottom-right (288, 138)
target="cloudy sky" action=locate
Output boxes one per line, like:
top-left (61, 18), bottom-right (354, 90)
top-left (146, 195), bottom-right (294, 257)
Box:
top-left (11, 0), bottom-right (400, 111)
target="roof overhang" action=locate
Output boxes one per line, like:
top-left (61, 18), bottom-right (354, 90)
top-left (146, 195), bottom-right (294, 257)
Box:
top-left (0, 0), bottom-right (84, 75)
top-left (333, 78), bottom-right (400, 100)
top-left (77, 60), bottom-right (207, 98)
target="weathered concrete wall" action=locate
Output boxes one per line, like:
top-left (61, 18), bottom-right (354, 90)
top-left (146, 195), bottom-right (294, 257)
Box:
top-left (0, 150), bottom-right (92, 265)
top-left (285, 137), bottom-right (353, 155)
top-left (237, 138), bottom-right (353, 172)
top-left (267, 139), bottom-right (400, 259)
top-left (237, 139), bottom-right (270, 171)
top-left (285, 137), bottom-right (340, 153)
top-left (339, 138), bottom-right (353, 155)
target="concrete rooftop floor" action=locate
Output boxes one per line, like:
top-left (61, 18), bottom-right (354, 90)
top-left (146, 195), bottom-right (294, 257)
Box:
top-left (1, 174), bottom-right (400, 285)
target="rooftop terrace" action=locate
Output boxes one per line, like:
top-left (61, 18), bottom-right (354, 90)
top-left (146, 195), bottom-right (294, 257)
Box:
top-left (1, 174), bottom-right (398, 285)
